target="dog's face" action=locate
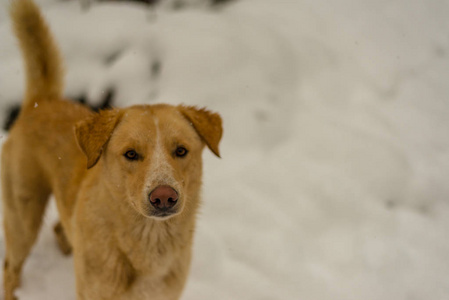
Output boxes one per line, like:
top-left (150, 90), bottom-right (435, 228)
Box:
top-left (75, 104), bottom-right (222, 220)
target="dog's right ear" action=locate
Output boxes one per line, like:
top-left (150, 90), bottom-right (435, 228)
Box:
top-left (179, 105), bottom-right (223, 157)
top-left (74, 109), bottom-right (121, 169)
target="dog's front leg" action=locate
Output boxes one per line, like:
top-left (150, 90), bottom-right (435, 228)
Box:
top-left (74, 243), bottom-right (137, 300)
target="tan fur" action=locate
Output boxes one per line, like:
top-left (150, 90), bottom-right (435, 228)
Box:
top-left (10, 0), bottom-right (63, 106)
top-left (2, 1), bottom-right (222, 299)
top-left (180, 106), bottom-right (223, 157)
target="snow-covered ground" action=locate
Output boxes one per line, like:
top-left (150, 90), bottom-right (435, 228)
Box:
top-left (0, 0), bottom-right (449, 299)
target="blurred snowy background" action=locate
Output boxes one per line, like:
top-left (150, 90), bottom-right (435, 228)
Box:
top-left (0, 0), bottom-right (449, 299)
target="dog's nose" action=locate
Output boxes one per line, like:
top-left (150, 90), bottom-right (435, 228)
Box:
top-left (149, 186), bottom-right (178, 210)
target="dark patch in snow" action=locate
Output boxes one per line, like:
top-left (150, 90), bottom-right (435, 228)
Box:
top-left (418, 204), bottom-right (431, 215)
top-left (75, 90), bottom-right (114, 111)
top-left (97, 0), bottom-right (159, 6)
top-left (104, 50), bottom-right (123, 66)
top-left (139, 0), bottom-right (160, 5)
top-left (98, 0), bottom-right (235, 9)
top-left (151, 60), bottom-right (162, 78)
top-left (3, 104), bottom-right (21, 131)
top-left (172, 0), bottom-right (186, 10)
top-left (386, 199), bottom-right (397, 209)
top-left (211, 0), bottom-right (236, 6)
top-left (147, 0), bottom-right (160, 5)
top-left (93, 88), bottom-right (115, 111)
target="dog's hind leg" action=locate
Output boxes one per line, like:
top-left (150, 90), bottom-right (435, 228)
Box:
top-left (53, 221), bottom-right (72, 255)
top-left (2, 144), bottom-right (50, 300)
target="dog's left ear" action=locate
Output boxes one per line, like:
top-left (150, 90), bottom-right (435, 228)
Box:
top-left (74, 109), bottom-right (121, 169)
top-left (179, 105), bottom-right (223, 157)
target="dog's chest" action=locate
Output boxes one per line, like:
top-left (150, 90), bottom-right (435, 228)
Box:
top-left (118, 222), bottom-right (182, 271)
top-left (112, 226), bottom-right (186, 299)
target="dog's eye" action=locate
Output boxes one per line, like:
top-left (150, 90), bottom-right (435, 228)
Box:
top-left (175, 146), bottom-right (188, 158)
top-left (124, 150), bottom-right (139, 161)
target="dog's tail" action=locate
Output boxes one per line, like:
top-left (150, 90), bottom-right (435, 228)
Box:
top-left (10, 0), bottom-right (63, 108)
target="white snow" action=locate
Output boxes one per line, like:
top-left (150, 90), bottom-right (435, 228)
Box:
top-left (0, 0), bottom-right (449, 299)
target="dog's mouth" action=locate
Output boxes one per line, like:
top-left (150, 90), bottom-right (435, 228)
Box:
top-left (149, 209), bottom-right (179, 219)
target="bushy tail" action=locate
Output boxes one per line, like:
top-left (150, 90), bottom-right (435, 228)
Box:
top-left (10, 0), bottom-right (63, 108)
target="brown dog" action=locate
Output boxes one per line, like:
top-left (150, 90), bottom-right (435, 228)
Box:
top-left (2, 0), bottom-right (222, 299)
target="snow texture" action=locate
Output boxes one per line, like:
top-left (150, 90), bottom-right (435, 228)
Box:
top-left (0, 0), bottom-right (449, 299)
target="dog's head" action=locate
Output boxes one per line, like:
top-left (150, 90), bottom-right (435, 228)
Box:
top-left (74, 104), bottom-right (222, 220)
